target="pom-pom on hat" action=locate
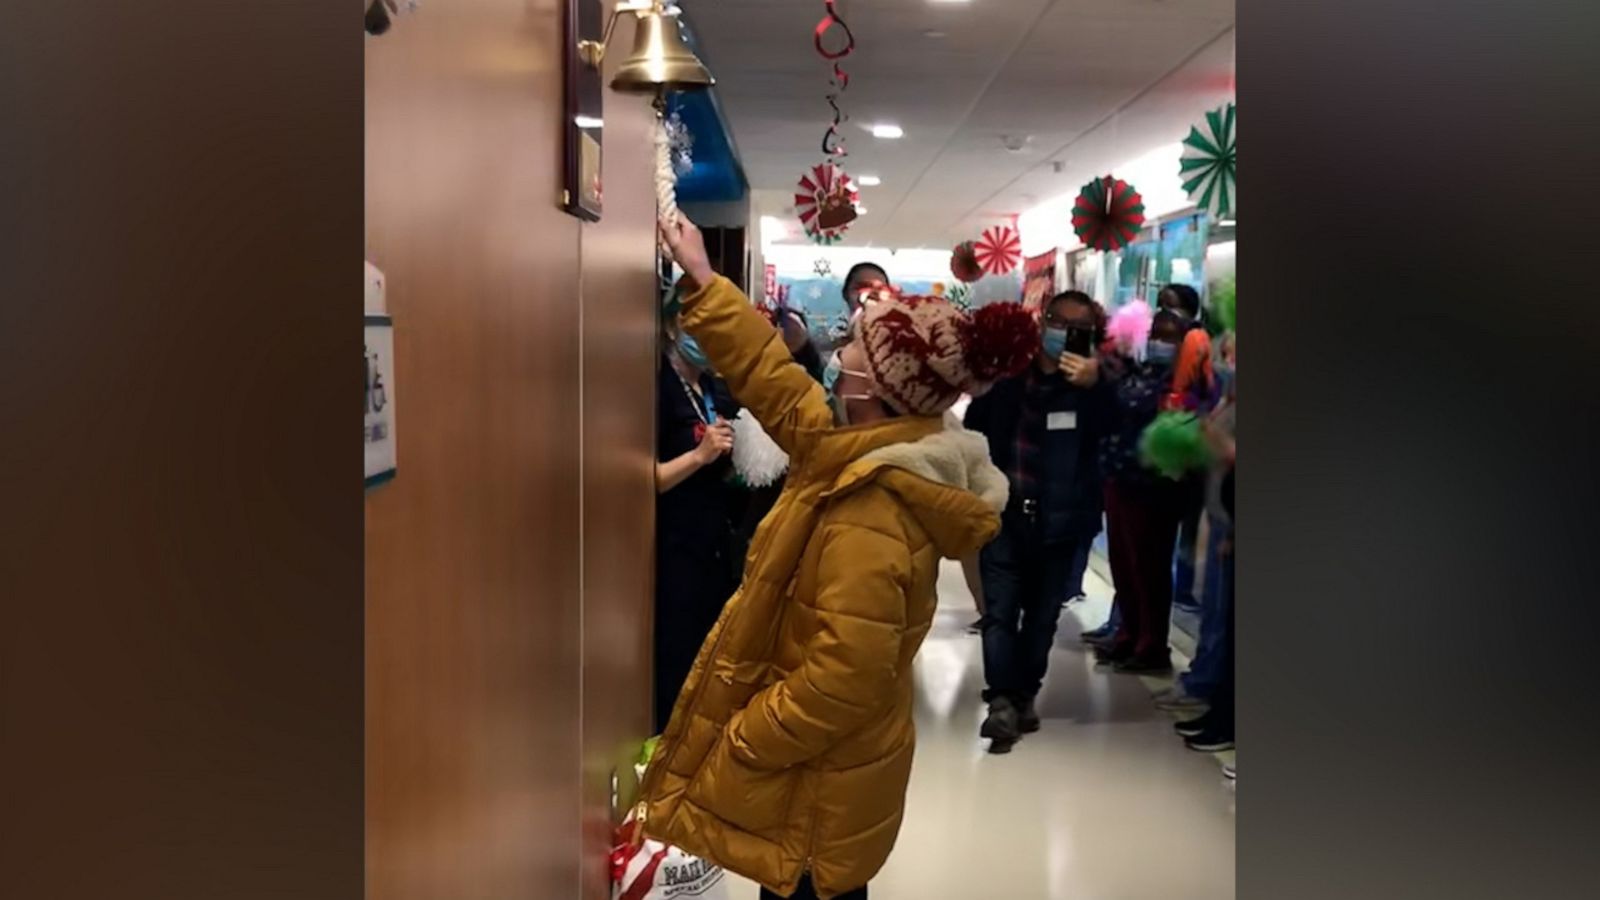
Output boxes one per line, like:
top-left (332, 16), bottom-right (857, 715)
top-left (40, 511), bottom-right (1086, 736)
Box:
top-left (859, 295), bottom-right (1038, 416)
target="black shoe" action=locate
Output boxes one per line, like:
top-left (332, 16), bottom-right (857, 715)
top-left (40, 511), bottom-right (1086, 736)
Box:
top-left (981, 698), bottom-right (1021, 751)
top-left (966, 617), bottom-right (984, 635)
top-left (1113, 653), bottom-right (1173, 675)
top-left (1017, 697), bottom-right (1041, 734)
top-left (1078, 625), bottom-right (1112, 643)
top-left (1175, 712), bottom-right (1212, 738)
top-left (1092, 643), bottom-right (1131, 666)
top-left (1185, 727), bottom-right (1235, 753)
top-left (1062, 593), bottom-right (1087, 608)
top-left (1086, 633), bottom-right (1118, 651)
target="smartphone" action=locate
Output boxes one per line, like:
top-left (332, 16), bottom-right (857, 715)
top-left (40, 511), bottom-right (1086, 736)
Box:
top-left (1064, 325), bottom-right (1095, 357)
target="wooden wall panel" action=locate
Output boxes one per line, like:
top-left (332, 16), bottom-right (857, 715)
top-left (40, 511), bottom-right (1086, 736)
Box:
top-left (365, 1), bottom-right (584, 897)
top-left (576, 14), bottom-right (660, 897)
top-left (365, 2), bottom-right (658, 898)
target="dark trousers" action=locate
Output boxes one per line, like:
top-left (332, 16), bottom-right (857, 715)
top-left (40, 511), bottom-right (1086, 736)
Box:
top-left (1066, 538), bottom-right (1091, 599)
top-left (1171, 477), bottom-right (1206, 608)
top-left (979, 517), bottom-right (1086, 703)
top-left (1104, 480), bottom-right (1185, 659)
top-left (1207, 545), bottom-right (1235, 734)
top-left (761, 874), bottom-right (866, 900)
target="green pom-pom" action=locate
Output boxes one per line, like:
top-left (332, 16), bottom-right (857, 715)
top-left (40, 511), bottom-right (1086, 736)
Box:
top-left (638, 735), bottom-right (661, 768)
top-left (1140, 411), bottom-right (1211, 479)
top-left (1208, 277), bottom-right (1236, 335)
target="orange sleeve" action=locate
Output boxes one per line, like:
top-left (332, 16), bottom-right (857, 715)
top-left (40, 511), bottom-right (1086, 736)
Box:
top-left (1165, 329), bottom-right (1214, 411)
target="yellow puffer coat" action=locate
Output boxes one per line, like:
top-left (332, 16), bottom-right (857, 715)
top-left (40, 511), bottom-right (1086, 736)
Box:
top-left (638, 276), bottom-right (1008, 899)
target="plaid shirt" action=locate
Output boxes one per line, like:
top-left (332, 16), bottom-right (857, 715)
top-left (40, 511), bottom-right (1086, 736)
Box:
top-left (1008, 367), bottom-right (1065, 500)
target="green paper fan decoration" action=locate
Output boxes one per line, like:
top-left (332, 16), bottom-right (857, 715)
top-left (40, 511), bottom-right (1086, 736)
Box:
top-left (1179, 102), bottom-right (1236, 219)
top-left (1140, 411), bottom-right (1212, 480)
top-left (1071, 176), bottom-right (1147, 251)
top-left (1208, 277), bottom-right (1236, 336)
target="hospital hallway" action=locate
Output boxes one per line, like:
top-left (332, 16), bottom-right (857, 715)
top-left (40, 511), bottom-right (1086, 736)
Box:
top-left (722, 562), bottom-right (1237, 900)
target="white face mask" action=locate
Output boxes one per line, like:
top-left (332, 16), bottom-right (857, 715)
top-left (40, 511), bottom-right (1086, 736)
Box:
top-left (823, 351), bottom-right (874, 425)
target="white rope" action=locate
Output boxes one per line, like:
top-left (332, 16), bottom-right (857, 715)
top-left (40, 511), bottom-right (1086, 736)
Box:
top-left (655, 120), bottom-right (679, 227)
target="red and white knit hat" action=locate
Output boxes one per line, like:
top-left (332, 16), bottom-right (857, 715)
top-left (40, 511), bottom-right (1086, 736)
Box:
top-left (858, 294), bottom-right (1038, 416)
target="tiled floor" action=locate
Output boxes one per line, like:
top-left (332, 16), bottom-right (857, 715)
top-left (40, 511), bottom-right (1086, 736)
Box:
top-left (721, 560), bottom-right (1235, 899)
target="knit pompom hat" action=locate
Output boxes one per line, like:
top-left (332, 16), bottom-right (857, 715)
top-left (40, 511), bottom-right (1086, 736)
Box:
top-left (858, 295), bottom-right (1039, 416)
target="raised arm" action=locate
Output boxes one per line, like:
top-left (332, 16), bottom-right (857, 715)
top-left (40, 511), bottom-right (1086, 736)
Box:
top-left (662, 219), bottom-right (834, 453)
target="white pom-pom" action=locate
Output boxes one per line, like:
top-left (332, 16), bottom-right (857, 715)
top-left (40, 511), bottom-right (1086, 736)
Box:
top-left (730, 409), bottom-right (789, 488)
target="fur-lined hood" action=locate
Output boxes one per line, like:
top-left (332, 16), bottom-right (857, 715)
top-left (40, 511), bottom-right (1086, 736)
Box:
top-left (822, 411), bottom-right (1008, 559)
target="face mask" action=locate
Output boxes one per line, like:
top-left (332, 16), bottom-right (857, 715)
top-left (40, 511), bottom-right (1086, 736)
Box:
top-left (677, 333), bottom-right (710, 370)
top-left (823, 351), bottom-right (874, 424)
top-left (1041, 327), bottom-right (1068, 358)
top-left (822, 350), bottom-right (842, 391)
top-left (1145, 340), bottom-right (1177, 366)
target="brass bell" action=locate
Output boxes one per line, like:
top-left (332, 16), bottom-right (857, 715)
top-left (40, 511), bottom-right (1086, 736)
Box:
top-left (581, 2), bottom-right (714, 94)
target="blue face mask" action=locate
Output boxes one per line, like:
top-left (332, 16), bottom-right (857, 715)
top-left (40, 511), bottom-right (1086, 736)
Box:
top-left (677, 333), bottom-right (710, 370)
top-left (1041, 327), bottom-right (1068, 358)
top-left (1145, 340), bottom-right (1177, 366)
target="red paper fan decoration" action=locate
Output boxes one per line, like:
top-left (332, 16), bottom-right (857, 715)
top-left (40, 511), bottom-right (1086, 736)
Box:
top-left (1071, 175), bottom-right (1147, 251)
top-left (794, 163), bottom-right (858, 245)
top-left (974, 225), bottom-right (1022, 275)
top-left (950, 241), bottom-right (983, 283)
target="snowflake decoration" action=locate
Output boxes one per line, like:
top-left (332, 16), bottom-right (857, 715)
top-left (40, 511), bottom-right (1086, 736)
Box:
top-left (664, 110), bottom-right (694, 176)
top-left (807, 285), bottom-right (823, 301)
top-left (813, 258), bottom-right (833, 278)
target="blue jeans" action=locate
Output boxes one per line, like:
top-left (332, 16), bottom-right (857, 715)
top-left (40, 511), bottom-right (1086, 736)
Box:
top-left (981, 520), bottom-right (1089, 702)
top-left (1180, 517), bottom-right (1232, 699)
top-left (1172, 504), bottom-right (1203, 610)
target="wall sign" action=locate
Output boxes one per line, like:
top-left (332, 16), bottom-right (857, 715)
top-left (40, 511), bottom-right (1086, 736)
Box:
top-left (562, 0), bottom-right (605, 221)
top-left (365, 315), bottom-right (398, 488)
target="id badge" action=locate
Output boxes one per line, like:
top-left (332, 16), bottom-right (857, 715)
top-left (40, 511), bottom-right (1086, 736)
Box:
top-left (1047, 410), bottom-right (1078, 431)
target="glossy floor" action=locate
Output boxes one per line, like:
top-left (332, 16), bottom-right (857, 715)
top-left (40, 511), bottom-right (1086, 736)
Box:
top-left (722, 561), bottom-right (1235, 900)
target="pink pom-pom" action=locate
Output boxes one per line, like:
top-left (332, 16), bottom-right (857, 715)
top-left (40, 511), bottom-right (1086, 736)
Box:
top-left (1106, 300), bottom-right (1154, 357)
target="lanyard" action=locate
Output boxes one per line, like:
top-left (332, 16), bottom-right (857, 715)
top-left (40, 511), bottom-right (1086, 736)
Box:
top-left (676, 372), bottom-right (717, 425)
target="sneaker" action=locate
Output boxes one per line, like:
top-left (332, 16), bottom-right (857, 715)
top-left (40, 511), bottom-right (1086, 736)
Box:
top-left (1154, 684), bottom-right (1209, 711)
top-left (1185, 728), bottom-right (1235, 753)
top-left (1114, 653), bottom-right (1173, 675)
top-left (966, 617), bottom-right (984, 635)
top-left (1222, 762), bottom-right (1236, 780)
top-left (1062, 593), bottom-right (1087, 608)
top-left (1017, 697), bottom-right (1041, 734)
top-left (1078, 624), bottom-right (1113, 643)
top-left (980, 697), bottom-right (1021, 752)
top-left (1174, 712), bottom-right (1212, 738)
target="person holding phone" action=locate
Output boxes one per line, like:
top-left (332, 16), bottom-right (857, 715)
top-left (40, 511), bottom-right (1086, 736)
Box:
top-left (654, 302), bottom-right (743, 732)
top-left (962, 290), bottom-right (1110, 753)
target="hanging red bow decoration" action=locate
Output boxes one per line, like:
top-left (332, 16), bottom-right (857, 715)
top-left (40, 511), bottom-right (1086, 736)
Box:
top-left (1071, 175), bottom-right (1147, 251)
top-left (814, 0), bottom-right (855, 159)
top-left (974, 225), bottom-right (1023, 276)
top-left (950, 241), bottom-right (983, 283)
top-left (795, 162), bottom-right (858, 245)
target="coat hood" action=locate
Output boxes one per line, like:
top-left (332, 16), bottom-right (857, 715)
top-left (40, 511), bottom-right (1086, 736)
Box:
top-left (823, 411), bottom-right (1008, 559)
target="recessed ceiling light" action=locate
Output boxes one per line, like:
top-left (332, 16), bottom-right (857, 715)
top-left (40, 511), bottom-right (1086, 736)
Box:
top-left (871, 124), bottom-right (904, 140)
top-left (1218, 219), bottom-right (1237, 226)
top-left (857, 174), bottom-right (882, 186)
top-left (929, 0), bottom-right (971, 5)
top-left (923, 29), bottom-right (948, 39)
top-left (574, 115), bottom-right (603, 129)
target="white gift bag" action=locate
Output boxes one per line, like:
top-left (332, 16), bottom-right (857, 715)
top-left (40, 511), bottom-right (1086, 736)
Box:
top-left (611, 810), bottom-right (729, 900)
